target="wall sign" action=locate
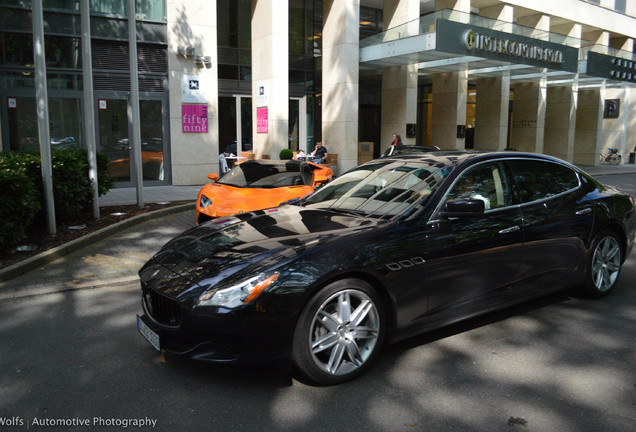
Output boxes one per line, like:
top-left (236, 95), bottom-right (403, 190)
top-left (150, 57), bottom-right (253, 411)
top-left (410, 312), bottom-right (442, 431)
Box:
top-left (7, 97), bottom-right (17, 108)
top-left (98, 99), bottom-right (107, 110)
top-left (436, 19), bottom-right (578, 72)
top-left (182, 104), bottom-right (208, 133)
top-left (587, 51), bottom-right (636, 83)
top-left (604, 99), bottom-right (620, 118)
top-left (257, 107), bottom-right (268, 133)
top-left (182, 75), bottom-right (208, 103)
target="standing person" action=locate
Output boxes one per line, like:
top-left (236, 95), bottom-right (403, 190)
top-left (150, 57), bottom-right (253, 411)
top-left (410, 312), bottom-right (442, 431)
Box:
top-left (390, 133), bottom-right (402, 147)
top-left (310, 141), bottom-right (328, 164)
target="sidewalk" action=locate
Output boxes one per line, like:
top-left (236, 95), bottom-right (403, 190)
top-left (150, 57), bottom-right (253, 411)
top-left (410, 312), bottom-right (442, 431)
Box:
top-left (0, 185), bottom-right (201, 301)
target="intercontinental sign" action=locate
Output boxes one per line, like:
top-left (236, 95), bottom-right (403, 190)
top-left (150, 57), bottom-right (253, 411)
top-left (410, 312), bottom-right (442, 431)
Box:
top-left (463, 29), bottom-right (565, 65)
top-left (436, 19), bottom-right (578, 73)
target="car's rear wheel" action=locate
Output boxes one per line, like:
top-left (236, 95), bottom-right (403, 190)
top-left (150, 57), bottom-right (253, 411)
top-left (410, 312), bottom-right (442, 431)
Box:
top-left (292, 279), bottom-right (385, 385)
top-left (580, 229), bottom-right (623, 298)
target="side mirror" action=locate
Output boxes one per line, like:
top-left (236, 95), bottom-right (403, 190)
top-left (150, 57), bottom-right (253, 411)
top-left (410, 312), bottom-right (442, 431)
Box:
top-left (440, 198), bottom-right (485, 218)
top-left (208, 173), bottom-right (219, 182)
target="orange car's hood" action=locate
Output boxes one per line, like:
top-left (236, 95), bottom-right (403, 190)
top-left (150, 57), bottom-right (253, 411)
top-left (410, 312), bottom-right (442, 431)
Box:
top-left (198, 183), bottom-right (315, 218)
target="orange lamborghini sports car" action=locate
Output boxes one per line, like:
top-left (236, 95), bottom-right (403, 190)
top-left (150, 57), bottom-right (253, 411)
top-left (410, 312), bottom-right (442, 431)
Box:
top-left (196, 159), bottom-right (333, 224)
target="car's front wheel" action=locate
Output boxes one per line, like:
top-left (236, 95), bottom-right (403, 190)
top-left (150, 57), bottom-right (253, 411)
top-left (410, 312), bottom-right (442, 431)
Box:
top-left (292, 279), bottom-right (385, 385)
top-left (580, 229), bottom-right (623, 298)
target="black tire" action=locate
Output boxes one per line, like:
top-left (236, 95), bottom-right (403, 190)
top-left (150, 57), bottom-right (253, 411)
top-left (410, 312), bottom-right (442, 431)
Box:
top-left (579, 230), bottom-right (623, 298)
top-left (292, 278), bottom-right (385, 385)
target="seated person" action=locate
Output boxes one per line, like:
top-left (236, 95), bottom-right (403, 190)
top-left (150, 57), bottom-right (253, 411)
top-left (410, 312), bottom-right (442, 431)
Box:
top-left (310, 141), bottom-right (328, 164)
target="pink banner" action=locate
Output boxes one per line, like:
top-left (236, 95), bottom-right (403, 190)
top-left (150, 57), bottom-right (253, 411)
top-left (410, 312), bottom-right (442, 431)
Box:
top-left (257, 107), bottom-right (268, 133)
top-left (182, 104), bottom-right (208, 133)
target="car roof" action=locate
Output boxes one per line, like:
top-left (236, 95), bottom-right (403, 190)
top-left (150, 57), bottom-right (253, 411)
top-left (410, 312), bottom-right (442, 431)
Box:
top-left (373, 150), bottom-right (575, 170)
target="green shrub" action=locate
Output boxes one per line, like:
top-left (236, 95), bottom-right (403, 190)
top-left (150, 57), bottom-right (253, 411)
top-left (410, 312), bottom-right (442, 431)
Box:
top-left (279, 148), bottom-right (294, 160)
top-left (0, 148), bottom-right (114, 246)
top-left (0, 153), bottom-right (41, 246)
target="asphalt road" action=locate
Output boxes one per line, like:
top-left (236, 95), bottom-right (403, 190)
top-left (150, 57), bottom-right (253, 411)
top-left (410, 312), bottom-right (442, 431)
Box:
top-left (0, 174), bottom-right (635, 432)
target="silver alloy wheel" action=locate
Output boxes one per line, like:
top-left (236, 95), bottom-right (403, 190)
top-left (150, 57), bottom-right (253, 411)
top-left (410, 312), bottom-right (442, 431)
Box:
top-left (308, 289), bottom-right (380, 376)
top-left (591, 235), bottom-right (621, 292)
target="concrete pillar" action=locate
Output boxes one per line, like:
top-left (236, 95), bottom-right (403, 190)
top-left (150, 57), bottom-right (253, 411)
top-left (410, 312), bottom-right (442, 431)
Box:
top-left (474, 4), bottom-right (512, 151)
top-left (475, 76), bottom-right (510, 151)
top-left (583, 30), bottom-right (610, 53)
top-left (322, 0), bottom-right (359, 173)
top-left (435, 0), bottom-right (470, 22)
top-left (602, 87), bottom-right (630, 161)
top-left (511, 81), bottom-right (547, 153)
top-left (251, 0), bottom-right (289, 159)
top-left (574, 88), bottom-right (604, 166)
top-left (544, 23), bottom-right (581, 163)
top-left (432, 71), bottom-right (468, 150)
top-left (431, 0), bottom-right (469, 150)
top-left (381, 0), bottom-right (419, 151)
top-left (167, 0), bottom-right (219, 185)
top-left (609, 36), bottom-right (634, 52)
top-left (545, 86), bottom-right (577, 162)
top-left (510, 13), bottom-right (549, 153)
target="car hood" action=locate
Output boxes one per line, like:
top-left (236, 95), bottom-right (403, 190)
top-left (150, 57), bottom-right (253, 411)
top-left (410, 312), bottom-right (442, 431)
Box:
top-left (139, 205), bottom-right (380, 297)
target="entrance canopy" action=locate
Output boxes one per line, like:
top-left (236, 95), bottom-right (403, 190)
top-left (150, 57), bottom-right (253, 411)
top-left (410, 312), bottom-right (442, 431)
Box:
top-left (359, 9), bottom-right (636, 89)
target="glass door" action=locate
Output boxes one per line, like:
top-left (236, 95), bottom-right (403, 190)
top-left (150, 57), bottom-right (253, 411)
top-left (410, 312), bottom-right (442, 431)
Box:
top-left (97, 98), bottom-right (165, 184)
top-left (219, 95), bottom-right (252, 155)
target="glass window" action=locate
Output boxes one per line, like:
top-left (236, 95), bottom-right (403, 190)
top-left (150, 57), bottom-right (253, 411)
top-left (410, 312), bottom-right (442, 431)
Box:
top-left (446, 163), bottom-right (512, 210)
top-left (6, 96), bottom-right (82, 152)
top-left (507, 160), bottom-right (580, 204)
top-left (615, 0), bottom-right (626, 13)
top-left (89, 0), bottom-right (166, 21)
top-left (0, 33), bottom-right (81, 69)
top-left (304, 160), bottom-right (450, 218)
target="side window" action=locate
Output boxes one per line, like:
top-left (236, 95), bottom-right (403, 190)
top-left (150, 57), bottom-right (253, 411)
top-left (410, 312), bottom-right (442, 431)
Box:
top-left (507, 160), bottom-right (579, 203)
top-left (447, 162), bottom-right (513, 210)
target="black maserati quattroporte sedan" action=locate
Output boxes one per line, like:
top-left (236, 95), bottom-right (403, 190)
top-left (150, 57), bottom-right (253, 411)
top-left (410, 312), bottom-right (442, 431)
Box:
top-left (137, 152), bottom-right (635, 385)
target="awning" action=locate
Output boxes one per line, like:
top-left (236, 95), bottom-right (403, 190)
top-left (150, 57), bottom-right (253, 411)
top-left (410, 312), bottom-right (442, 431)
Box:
top-left (359, 9), bottom-right (636, 88)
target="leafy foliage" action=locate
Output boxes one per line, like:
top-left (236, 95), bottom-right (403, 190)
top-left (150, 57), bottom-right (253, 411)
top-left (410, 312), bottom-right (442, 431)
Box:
top-left (0, 148), bottom-right (114, 246)
top-left (279, 148), bottom-right (294, 160)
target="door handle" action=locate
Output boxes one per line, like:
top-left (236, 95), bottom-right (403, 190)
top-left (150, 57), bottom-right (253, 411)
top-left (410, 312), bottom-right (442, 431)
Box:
top-left (576, 208), bottom-right (592, 215)
top-left (499, 226), bottom-right (520, 234)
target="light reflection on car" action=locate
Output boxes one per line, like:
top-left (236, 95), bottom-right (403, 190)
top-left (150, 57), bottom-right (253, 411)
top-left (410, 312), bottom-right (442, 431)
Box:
top-left (137, 151), bottom-right (636, 385)
top-left (196, 159), bottom-right (333, 225)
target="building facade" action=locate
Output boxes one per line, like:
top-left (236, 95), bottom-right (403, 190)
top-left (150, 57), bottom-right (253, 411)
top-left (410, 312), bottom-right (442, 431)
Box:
top-left (1, 0), bottom-right (635, 187)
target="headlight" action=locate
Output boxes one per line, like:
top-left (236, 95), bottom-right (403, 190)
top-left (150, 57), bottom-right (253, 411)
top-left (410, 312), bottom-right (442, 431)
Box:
top-left (197, 273), bottom-right (279, 308)
top-left (199, 194), bottom-right (213, 208)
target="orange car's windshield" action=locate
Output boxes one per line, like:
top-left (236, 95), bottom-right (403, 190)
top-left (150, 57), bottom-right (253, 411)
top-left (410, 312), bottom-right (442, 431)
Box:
top-left (217, 160), bottom-right (311, 188)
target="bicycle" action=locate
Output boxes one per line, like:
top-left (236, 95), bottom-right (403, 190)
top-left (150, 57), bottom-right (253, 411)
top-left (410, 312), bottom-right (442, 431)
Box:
top-left (599, 148), bottom-right (622, 165)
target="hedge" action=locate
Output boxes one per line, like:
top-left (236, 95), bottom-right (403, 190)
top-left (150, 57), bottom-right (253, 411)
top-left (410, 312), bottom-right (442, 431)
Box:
top-left (0, 148), bottom-right (114, 246)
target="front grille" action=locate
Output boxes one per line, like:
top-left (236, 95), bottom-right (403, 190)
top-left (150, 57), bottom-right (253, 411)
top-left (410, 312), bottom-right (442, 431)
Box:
top-left (142, 283), bottom-right (181, 327)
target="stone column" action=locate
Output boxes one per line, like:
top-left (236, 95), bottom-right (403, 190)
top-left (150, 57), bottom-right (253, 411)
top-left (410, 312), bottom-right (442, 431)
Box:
top-left (431, 0), bottom-right (469, 150)
top-left (381, 0), bottom-right (419, 151)
top-left (474, 4), bottom-right (513, 151)
top-left (251, 0), bottom-right (289, 159)
top-left (167, 0), bottom-right (219, 185)
top-left (475, 77), bottom-right (510, 150)
top-left (544, 23), bottom-right (581, 163)
top-left (322, 0), bottom-right (359, 173)
top-left (510, 13), bottom-right (550, 153)
top-left (574, 88), bottom-right (604, 166)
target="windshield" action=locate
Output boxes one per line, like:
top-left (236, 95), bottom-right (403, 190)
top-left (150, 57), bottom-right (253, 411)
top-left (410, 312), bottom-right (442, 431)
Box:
top-left (302, 160), bottom-right (451, 218)
top-left (217, 160), bottom-right (311, 188)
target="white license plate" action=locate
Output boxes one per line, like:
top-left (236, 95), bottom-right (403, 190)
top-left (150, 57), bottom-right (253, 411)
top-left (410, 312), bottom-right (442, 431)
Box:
top-left (137, 315), bottom-right (160, 351)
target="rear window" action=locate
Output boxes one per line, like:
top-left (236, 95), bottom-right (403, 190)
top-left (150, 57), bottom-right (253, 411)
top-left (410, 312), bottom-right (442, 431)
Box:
top-left (507, 160), bottom-right (580, 203)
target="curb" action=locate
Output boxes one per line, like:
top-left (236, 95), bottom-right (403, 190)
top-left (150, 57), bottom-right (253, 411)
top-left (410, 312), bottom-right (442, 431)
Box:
top-left (0, 276), bottom-right (141, 302)
top-left (0, 203), bottom-right (195, 284)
